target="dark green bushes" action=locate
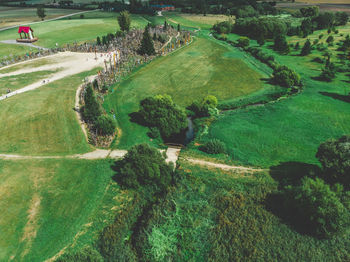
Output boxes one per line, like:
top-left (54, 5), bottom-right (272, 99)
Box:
top-left (56, 246), bottom-right (103, 262)
top-left (138, 95), bottom-right (188, 140)
top-left (95, 115), bottom-right (116, 136)
top-left (138, 24), bottom-right (155, 56)
top-left (113, 144), bottom-right (174, 192)
top-left (284, 177), bottom-right (350, 238)
top-left (316, 135), bottom-right (350, 186)
top-left (82, 85), bottom-right (101, 123)
top-left (272, 65), bottom-right (302, 89)
top-left (200, 139), bottom-right (226, 154)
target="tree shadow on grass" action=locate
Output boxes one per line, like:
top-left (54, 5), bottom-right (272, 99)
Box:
top-left (129, 111), bottom-right (148, 126)
top-left (264, 161), bottom-right (322, 237)
top-left (269, 161), bottom-right (321, 189)
top-left (319, 91), bottom-right (350, 103)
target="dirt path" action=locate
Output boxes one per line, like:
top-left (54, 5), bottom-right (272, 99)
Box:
top-left (0, 51), bottom-right (105, 101)
top-left (0, 39), bottom-right (48, 50)
top-left (184, 158), bottom-right (266, 173)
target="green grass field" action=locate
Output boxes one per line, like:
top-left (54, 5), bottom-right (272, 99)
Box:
top-left (0, 158), bottom-right (120, 261)
top-left (0, 69), bottom-right (58, 94)
top-left (0, 7), bottom-right (80, 28)
top-left (0, 42), bottom-right (34, 62)
top-left (104, 36), bottom-right (272, 149)
top-left (0, 11), bottom-right (148, 49)
top-left (195, 30), bottom-right (350, 168)
top-left (0, 69), bottom-right (99, 155)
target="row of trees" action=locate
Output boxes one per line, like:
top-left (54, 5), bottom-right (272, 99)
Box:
top-left (82, 85), bottom-right (116, 136)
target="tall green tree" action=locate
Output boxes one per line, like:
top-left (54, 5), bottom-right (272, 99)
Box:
top-left (273, 34), bottom-right (289, 54)
top-left (316, 135), bottom-right (350, 186)
top-left (117, 10), bottom-right (131, 32)
top-left (113, 144), bottom-right (174, 193)
top-left (285, 177), bottom-right (350, 238)
top-left (82, 85), bottom-right (101, 123)
top-left (300, 39), bottom-right (312, 56)
top-left (138, 95), bottom-right (188, 139)
top-left (36, 6), bottom-right (46, 21)
top-left (138, 25), bottom-right (155, 56)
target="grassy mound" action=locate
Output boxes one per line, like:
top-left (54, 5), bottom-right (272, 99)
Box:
top-left (0, 70), bottom-right (98, 155)
top-left (104, 36), bottom-right (270, 149)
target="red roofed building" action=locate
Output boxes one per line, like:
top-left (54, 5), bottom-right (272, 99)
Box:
top-left (17, 26), bottom-right (38, 43)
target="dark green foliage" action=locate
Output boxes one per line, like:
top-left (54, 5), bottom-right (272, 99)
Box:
top-left (187, 95), bottom-right (218, 118)
top-left (319, 61), bottom-right (336, 82)
top-left (98, 195), bottom-right (144, 261)
top-left (177, 23), bottom-right (180, 32)
top-left (95, 115), bottom-right (116, 136)
top-left (96, 36), bottom-right (101, 46)
top-left (153, 32), bottom-right (157, 41)
top-left (237, 36), bottom-right (250, 48)
top-left (335, 12), bottom-right (349, 26)
top-left (163, 20), bottom-right (167, 30)
top-left (274, 34), bottom-right (289, 54)
top-left (326, 35), bottom-right (334, 44)
top-left (313, 12), bottom-right (335, 30)
top-left (316, 135), bottom-right (350, 186)
top-left (212, 20), bottom-right (233, 34)
top-left (56, 246), bottom-right (103, 262)
top-left (117, 10), bottom-right (131, 32)
top-left (138, 25), bottom-right (155, 56)
top-left (82, 85), bottom-right (101, 123)
top-left (300, 6), bottom-right (319, 17)
top-left (200, 139), bottom-right (226, 154)
top-left (294, 42), bottom-right (300, 50)
top-left (147, 126), bottom-right (160, 139)
top-left (36, 6), bottom-right (46, 20)
top-left (300, 39), bottom-right (312, 56)
top-left (234, 17), bottom-right (289, 40)
top-left (272, 66), bottom-right (301, 88)
top-left (300, 18), bottom-right (313, 37)
top-left (138, 95), bottom-right (188, 139)
top-left (113, 144), bottom-right (173, 192)
top-left (284, 177), bottom-right (350, 238)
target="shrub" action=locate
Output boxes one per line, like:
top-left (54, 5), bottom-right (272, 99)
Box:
top-left (316, 135), bottom-right (350, 186)
top-left (148, 127), bottom-right (160, 139)
top-left (113, 144), bottom-right (174, 192)
top-left (326, 35), bottom-right (334, 43)
top-left (139, 25), bottom-right (155, 56)
top-left (274, 34), bottom-right (289, 54)
top-left (200, 139), bottom-right (226, 154)
top-left (237, 37), bottom-right (250, 48)
top-left (319, 62), bottom-right (336, 81)
top-left (187, 95), bottom-right (218, 118)
top-left (95, 115), bottom-right (116, 136)
top-left (284, 177), bottom-right (350, 238)
top-left (272, 66), bottom-right (301, 88)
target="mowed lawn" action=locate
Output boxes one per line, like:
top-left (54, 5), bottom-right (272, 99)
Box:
top-left (0, 11), bottom-right (148, 48)
top-left (0, 70), bottom-right (97, 155)
top-left (0, 70), bottom-right (58, 94)
top-left (0, 43), bottom-right (34, 61)
top-left (203, 37), bottom-right (350, 168)
top-left (0, 159), bottom-right (116, 261)
top-left (105, 36), bottom-right (269, 149)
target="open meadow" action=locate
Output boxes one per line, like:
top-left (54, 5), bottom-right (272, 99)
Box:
top-left (104, 35), bottom-right (274, 149)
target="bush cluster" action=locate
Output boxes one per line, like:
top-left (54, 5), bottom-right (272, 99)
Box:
top-left (200, 139), bottom-right (226, 154)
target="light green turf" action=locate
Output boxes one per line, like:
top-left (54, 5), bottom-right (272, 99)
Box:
top-left (0, 69), bottom-right (58, 94)
top-left (104, 36), bottom-right (272, 149)
top-left (0, 69), bottom-right (101, 155)
top-left (0, 43), bottom-right (34, 61)
top-left (0, 158), bottom-right (119, 261)
top-left (0, 11), bottom-right (148, 48)
top-left (200, 32), bottom-right (350, 168)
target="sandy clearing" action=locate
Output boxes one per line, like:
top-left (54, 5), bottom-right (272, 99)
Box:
top-left (185, 158), bottom-right (267, 173)
top-left (0, 51), bottom-right (105, 101)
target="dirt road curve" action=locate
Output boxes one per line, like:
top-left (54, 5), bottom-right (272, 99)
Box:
top-left (0, 51), bottom-right (105, 101)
